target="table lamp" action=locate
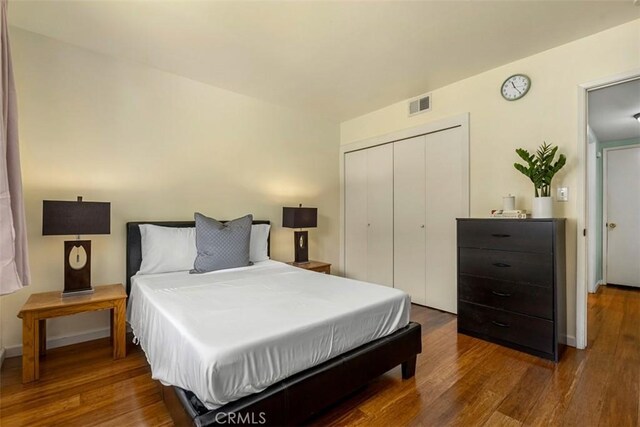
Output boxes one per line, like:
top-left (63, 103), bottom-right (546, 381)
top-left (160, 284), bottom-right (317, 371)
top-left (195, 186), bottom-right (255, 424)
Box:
top-left (42, 196), bottom-right (110, 296)
top-left (282, 204), bottom-right (317, 264)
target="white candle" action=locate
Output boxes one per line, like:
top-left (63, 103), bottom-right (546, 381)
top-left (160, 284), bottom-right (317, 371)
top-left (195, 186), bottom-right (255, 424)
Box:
top-left (503, 195), bottom-right (515, 211)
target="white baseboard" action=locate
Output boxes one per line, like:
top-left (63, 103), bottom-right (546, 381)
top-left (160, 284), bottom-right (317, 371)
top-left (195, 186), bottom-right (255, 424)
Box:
top-left (594, 280), bottom-right (605, 293)
top-left (0, 347), bottom-right (5, 368)
top-left (590, 280), bottom-right (606, 294)
top-left (564, 334), bottom-right (577, 347)
top-left (5, 327), bottom-right (111, 358)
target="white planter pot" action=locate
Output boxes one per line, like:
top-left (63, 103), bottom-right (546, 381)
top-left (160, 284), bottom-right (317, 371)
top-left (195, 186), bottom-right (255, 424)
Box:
top-left (532, 196), bottom-right (553, 218)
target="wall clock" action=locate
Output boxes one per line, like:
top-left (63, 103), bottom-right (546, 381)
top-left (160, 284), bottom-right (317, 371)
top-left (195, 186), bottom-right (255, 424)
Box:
top-left (501, 74), bottom-right (531, 101)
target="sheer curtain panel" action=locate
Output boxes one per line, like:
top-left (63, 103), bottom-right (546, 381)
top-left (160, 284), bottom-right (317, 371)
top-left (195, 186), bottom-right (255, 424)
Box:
top-left (0, 0), bottom-right (30, 295)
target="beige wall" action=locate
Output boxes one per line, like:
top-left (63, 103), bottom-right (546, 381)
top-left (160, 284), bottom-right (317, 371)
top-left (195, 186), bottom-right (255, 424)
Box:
top-left (341, 19), bottom-right (640, 342)
top-left (0, 28), bottom-right (340, 351)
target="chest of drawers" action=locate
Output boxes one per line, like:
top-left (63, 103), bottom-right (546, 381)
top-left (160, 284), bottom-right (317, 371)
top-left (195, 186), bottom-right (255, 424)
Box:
top-left (456, 218), bottom-right (566, 361)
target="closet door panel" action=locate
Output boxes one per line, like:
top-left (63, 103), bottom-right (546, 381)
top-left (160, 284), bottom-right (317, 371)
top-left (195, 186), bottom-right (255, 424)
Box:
top-left (394, 136), bottom-right (427, 304)
top-left (344, 150), bottom-right (368, 281)
top-left (366, 144), bottom-right (394, 287)
top-left (425, 126), bottom-right (468, 313)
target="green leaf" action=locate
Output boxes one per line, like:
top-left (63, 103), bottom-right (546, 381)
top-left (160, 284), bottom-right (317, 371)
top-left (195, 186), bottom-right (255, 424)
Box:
top-left (514, 142), bottom-right (566, 197)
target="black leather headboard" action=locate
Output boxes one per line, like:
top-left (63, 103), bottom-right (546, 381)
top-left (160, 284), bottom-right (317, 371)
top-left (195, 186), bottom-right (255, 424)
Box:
top-left (126, 220), bottom-right (271, 295)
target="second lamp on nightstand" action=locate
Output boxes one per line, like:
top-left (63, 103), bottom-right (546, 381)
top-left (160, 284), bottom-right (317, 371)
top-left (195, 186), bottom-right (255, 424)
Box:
top-left (282, 204), bottom-right (317, 263)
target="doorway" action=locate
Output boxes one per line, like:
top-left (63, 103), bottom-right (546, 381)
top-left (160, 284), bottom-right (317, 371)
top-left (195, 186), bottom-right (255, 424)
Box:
top-left (578, 75), bottom-right (640, 347)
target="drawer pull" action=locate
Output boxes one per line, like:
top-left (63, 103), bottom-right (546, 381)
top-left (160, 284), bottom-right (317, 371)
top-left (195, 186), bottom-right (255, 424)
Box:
top-left (492, 262), bottom-right (511, 268)
top-left (491, 320), bottom-right (510, 328)
top-left (491, 233), bottom-right (511, 238)
top-left (491, 290), bottom-right (511, 297)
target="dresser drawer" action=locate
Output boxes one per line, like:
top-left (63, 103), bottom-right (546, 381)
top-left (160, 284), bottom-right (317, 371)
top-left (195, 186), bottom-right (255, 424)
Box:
top-left (458, 220), bottom-right (552, 253)
top-left (458, 301), bottom-right (554, 354)
top-left (459, 275), bottom-right (553, 320)
top-left (459, 247), bottom-right (553, 287)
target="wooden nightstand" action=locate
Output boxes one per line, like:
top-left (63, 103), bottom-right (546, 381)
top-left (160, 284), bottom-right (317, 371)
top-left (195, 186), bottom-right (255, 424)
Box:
top-left (287, 260), bottom-right (331, 274)
top-left (17, 284), bottom-right (127, 383)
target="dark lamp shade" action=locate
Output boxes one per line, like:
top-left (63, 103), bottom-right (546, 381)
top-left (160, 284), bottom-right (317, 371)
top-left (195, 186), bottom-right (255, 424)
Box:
top-left (282, 206), bottom-right (317, 229)
top-left (42, 200), bottom-right (111, 236)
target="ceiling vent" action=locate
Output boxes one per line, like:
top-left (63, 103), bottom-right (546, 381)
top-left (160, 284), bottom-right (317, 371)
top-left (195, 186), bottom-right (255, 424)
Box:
top-left (408, 93), bottom-right (432, 116)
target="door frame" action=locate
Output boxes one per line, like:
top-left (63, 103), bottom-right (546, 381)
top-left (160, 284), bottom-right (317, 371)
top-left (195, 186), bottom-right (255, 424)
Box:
top-left (576, 69), bottom-right (640, 349)
top-left (339, 112), bottom-right (470, 276)
top-left (602, 144), bottom-right (640, 285)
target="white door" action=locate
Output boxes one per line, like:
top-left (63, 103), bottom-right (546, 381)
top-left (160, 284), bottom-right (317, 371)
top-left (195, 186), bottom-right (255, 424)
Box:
top-left (394, 136), bottom-right (427, 304)
top-left (344, 144), bottom-right (394, 286)
top-left (344, 149), bottom-right (368, 282)
top-left (424, 126), bottom-right (469, 313)
top-left (366, 144), bottom-right (394, 287)
top-left (605, 146), bottom-right (640, 287)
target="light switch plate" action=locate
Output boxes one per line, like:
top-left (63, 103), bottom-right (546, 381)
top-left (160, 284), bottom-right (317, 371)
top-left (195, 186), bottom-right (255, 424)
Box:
top-left (557, 187), bottom-right (569, 202)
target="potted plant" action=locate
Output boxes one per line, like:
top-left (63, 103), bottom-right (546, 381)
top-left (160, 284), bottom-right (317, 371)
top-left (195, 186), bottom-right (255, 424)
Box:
top-left (514, 142), bottom-right (566, 218)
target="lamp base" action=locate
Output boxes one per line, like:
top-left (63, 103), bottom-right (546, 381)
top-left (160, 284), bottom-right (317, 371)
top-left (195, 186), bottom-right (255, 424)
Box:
top-left (64, 240), bottom-right (92, 295)
top-left (294, 231), bottom-right (309, 264)
top-left (62, 288), bottom-right (95, 298)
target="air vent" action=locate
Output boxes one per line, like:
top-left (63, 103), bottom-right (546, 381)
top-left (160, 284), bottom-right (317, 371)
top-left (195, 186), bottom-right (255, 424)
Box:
top-left (408, 93), bottom-right (432, 116)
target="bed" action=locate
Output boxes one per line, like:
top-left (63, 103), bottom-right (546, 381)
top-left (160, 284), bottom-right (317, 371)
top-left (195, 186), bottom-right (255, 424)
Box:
top-left (126, 221), bottom-right (422, 426)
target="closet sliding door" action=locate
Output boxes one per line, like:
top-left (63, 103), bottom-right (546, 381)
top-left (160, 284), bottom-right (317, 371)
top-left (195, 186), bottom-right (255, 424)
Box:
top-left (344, 149), bottom-right (368, 282)
top-left (366, 144), bottom-right (394, 287)
top-left (392, 126), bottom-right (468, 312)
top-left (394, 136), bottom-right (427, 304)
top-left (424, 126), bottom-right (468, 313)
top-left (344, 144), bottom-right (393, 286)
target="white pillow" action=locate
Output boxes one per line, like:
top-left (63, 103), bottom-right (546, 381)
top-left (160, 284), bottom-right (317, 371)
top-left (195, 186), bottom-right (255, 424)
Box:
top-left (139, 224), bottom-right (197, 274)
top-left (250, 224), bottom-right (271, 262)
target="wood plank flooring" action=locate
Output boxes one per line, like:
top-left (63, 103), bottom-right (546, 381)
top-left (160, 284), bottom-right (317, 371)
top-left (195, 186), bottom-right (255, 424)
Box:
top-left (1, 285), bottom-right (638, 426)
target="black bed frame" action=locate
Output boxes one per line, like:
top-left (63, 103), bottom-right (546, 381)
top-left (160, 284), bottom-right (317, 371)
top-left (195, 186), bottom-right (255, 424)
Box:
top-left (126, 221), bottom-right (422, 427)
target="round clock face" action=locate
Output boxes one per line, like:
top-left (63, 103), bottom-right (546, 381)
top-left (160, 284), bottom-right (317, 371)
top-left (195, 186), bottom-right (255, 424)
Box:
top-left (501, 74), bottom-right (531, 101)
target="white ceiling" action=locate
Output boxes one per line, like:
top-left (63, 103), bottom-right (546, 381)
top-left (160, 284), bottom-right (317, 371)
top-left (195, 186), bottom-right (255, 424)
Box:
top-left (9, 1), bottom-right (640, 121)
top-left (589, 79), bottom-right (640, 143)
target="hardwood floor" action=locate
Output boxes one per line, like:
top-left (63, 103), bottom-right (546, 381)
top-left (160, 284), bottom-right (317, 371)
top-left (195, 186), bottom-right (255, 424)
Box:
top-left (1, 285), bottom-right (638, 426)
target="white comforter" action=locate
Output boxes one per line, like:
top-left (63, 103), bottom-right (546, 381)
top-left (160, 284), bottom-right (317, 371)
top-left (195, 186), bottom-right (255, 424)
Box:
top-left (127, 260), bottom-right (410, 409)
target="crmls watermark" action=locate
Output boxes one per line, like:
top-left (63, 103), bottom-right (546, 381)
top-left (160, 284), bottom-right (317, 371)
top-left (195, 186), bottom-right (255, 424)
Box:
top-left (214, 412), bottom-right (267, 425)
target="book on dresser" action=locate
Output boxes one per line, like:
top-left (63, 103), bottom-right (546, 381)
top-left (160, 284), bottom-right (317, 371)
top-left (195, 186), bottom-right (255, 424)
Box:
top-left (456, 218), bottom-right (567, 361)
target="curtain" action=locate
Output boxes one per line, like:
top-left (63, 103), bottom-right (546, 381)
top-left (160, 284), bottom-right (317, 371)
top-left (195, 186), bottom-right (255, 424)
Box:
top-left (0, 0), bottom-right (30, 295)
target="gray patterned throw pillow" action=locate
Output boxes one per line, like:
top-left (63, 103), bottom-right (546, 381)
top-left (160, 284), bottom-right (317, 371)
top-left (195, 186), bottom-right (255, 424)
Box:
top-left (191, 213), bottom-right (253, 273)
